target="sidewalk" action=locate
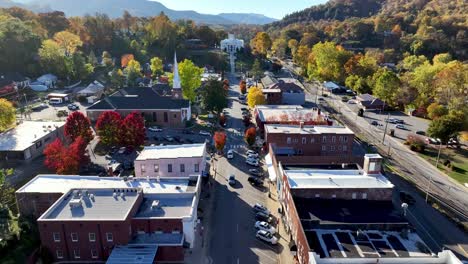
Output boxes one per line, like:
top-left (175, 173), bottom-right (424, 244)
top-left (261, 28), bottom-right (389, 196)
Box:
top-left (265, 181), bottom-right (293, 264)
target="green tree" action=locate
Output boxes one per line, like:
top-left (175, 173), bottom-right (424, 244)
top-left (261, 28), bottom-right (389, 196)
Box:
top-left (434, 61), bottom-right (468, 111)
top-left (110, 69), bottom-right (125, 89)
top-left (427, 110), bottom-right (464, 143)
top-left (53, 31), bottom-right (83, 56)
top-left (294, 45), bottom-right (310, 71)
top-left (271, 38), bottom-right (287, 58)
top-left (169, 59), bottom-right (203, 102)
top-left (247, 86), bottom-right (266, 108)
top-left (307, 42), bottom-right (352, 83)
top-left (124, 59), bottom-right (142, 87)
top-left (251, 59), bottom-right (263, 81)
top-left (399, 55), bottom-right (428, 71)
top-left (287, 39), bottom-right (298, 56)
top-left (199, 78), bottom-right (228, 115)
top-left (372, 69), bottom-right (400, 107)
top-left (0, 99), bottom-right (15, 132)
top-left (345, 75), bottom-right (371, 94)
top-left (38, 39), bottom-right (69, 78)
top-left (145, 12), bottom-right (177, 58)
top-left (427, 102), bottom-right (448, 120)
top-left (150, 57), bottom-right (163, 78)
top-left (102, 51), bottom-right (113, 67)
top-left (250, 31), bottom-right (272, 56)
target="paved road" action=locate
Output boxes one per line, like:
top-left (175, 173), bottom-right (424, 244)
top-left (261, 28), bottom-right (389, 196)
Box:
top-left (206, 75), bottom-right (280, 264)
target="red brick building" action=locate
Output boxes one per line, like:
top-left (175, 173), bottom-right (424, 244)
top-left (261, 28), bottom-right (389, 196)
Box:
top-left (16, 175), bottom-right (201, 263)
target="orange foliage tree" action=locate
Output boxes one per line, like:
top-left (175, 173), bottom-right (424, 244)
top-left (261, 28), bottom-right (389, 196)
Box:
top-left (239, 80), bottom-right (247, 94)
top-left (244, 127), bottom-right (256, 146)
top-left (121, 53), bottom-right (134, 68)
top-left (213, 131), bottom-right (227, 152)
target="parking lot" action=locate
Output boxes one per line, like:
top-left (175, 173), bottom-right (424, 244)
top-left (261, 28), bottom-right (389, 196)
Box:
top-left (26, 101), bottom-right (88, 121)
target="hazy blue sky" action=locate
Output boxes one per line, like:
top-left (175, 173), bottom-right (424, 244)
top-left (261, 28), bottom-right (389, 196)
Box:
top-left (153, 0), bottom-right (328, 19)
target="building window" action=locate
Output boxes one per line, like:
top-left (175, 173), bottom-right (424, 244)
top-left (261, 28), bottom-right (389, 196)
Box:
top-left (352, 193), bottom-right (357, 199)
top-left (301, 137), bottom-right (306, 144)
top-left (141, 164), bottom-right (146, 173)
top-left (53, 232), bottom-right (60, 242)
top-left (330, 146), bottom-right (335, 151)
top-left (180, 164), bottom-right (185, 172)
top-left (286, 137), bottom-right (291, 144)
top-left (338, 146), bottom-right (342, 151)
top-left (106, 232), bottom-right (113, 242)
top-left (194, 164), bottom-right (199, 172)
top-left (174, 114), bottom-right (177, 118)
top-left (71, 233), bottom-right (78, 242)
top-left (322, 146), bottom-right (326, 151)
top-left (362, 193), bottom-right (368, 199)
top-left (322, 136), bottom-right (327, 143)
top-left (168, 164), bottom-right (172, 173)
top-left (164, 112), bottom-right (168, 122)
top-left (293, 138), bottom-right (298, 143)
top-left (73, 249), bottom-right (80, 259)
top-left (91, 249), bottom-right (98, 259)
top-left (331, 194), bottom-right (336, 199)
top-left (89, 233), bottom-right (96, 242)
top-left (154, 164), bottom-right (159, 172)
top-left (343, 145), bottom-right (347, 152)
top-left (343, 136), bottom-right (348, 142)
top-left (35, 141), bottom-right (42, 149)
top-left (332, 136), bottom-right (336, 143)
top-left (152, 112), bottom-right (157, 122)
top-left (310, 137), bottom-right (315, 143)
top-left (339, 136), bottom-right (343, 142)
top-left (56, 250), bottom-right (63, 259)
top-left (315, 194), bottom-right (320, 198)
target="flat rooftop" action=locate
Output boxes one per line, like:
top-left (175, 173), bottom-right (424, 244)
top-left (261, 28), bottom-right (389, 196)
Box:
top-left (255, 105), bottom-right (303, 110)
top-left (135, 196), bottom-right (194, 218)
top-left (265, 124), bottom-right (353, 135)
top-left (17, 175), bottom-right (196, 194)
top-left (285, 169), bottom-right (393, 189)
top-left (0, 121), bottom-right (65, 151)
top-left (136, 143), bottom-right (206, 161)
top-left (39, 188), bottom-right (140, 221)
top-left (257, 107), bottom-right (326, 123)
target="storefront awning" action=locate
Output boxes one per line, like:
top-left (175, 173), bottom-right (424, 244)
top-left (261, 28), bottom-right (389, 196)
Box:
top-left (265, 154), bottom-right (277, 181)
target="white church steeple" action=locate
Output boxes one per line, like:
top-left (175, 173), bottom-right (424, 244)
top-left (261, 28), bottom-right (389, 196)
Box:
top-left (172, 52), bottom-right (182, 99)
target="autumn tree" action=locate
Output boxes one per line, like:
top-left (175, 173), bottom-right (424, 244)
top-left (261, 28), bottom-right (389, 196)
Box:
top-left (124, 59), bottom-right (142, 86)
top-left (53, 31), bottom-right (83, 56)
top-left (150, 56), bottom-right (163, 77)
top-left (434, 61), bottom-right (467, 110)
top-left (96, 111), bottom-right (122, 146)
top-left (43, 137), bottom-right (87, 175)
top-left (121, 54), bottom-right (135, 68)
top-left (102, 51), bottom-right (113, 67)
top-left (271, 38), bottom-right (287, 58)
top-left (0, 99), bottom-right (16, 132)
top-left (427, 110), bottom-right (464, 143)
top-left (213, 131), bottom-right (227, 153)
top-left (199, 78), bottom-right (228, 114)
top-left (247, 86), bottom-right (266, 108)
top-left (288, 39), bottom-right (298, 56)
top-left (120, 112), bottom-right (145, 147)
top-left (250, 32), bottom-right (272, 56)
top-left (251, 59), bottom-right (263, 81)
top-left (38, 11), bottom-right (70, 37)
top-left (427, 103), bottom-right (448, 120)
top-left (294, 45), bottom-right (310, 71)
top-left (110, 68), bottom-right (125, 89)
top-left (239, 80), bottom-right (247, 94)
top-left (244, 127), bottom-right (256, 146)
top-left (145, 12), bottom-right (177, 58)
top-left (169, 59), bottom-right (203, 102)
top-left (372, 69), bottom-right (401, 107)
top-left (64, 112), bottom-right (94, 143)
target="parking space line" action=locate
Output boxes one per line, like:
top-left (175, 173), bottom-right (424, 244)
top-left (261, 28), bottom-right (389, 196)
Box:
top-left (251, 247), bottom-right (277, 263)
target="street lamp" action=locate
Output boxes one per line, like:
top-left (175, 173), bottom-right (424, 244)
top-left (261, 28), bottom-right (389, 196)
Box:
top-left (401, 203), bottom-right (408, 217)
top-left (435, 138), bottom-right (442, 168)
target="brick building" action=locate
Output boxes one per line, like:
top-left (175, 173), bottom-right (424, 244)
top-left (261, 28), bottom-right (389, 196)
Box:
top-left (261, 76), bottom-right (306, 105)
top-left (134, 143), bottom-right (207, 178)
top-left (16, 175), bottom-right (201, 263)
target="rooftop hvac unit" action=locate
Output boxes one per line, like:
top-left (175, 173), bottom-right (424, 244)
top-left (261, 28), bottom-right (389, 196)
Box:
top-left (72, 190), bottom-right (80, 198)
top-left (120, 192), bottom-right (125, 198)
top-left (69, 198), bottom-right (82, 208)
top-left (151, 200), bottom-right (160, 210)
top-left (113, 192), bottom-right (117, 198)
top-left (89, 194), bottom-right (95, 201)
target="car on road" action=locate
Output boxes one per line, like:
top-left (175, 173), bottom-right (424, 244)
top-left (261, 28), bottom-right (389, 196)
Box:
top-left (246, 159), bottom-right (259, 167)
top-left (385, 118), bottom-right (397, 124)
top-left (256, 230), bottom-right (278, 245)
top-left (399, 191), bottom-right (416, 205)
top-left (182, 129), bottom-right (194, 134)
top-left (253, 203), bottom-right (270, 214)
top-left (249, 169), bottom-right (263, 177)
top-left (425, 137), bottom-right (438, 144)
top-left (248, 176), bottom-right (263, 186)
top-left (241, 107), bottom-right (248, 112)
top-left (415, 131), bottom-right (426, 136)
top-left (255, 211), bottom-right (273, 223)
top-left (227, 149), bottom-right (234, 159)
top-left (255, 221), bottom-right (276, 234)
top-left (246, 150), bottom-right (257, 156)
top-left (341, 96), bottom-right (349, 102)
top-left (347, 100), bottom-right (357, 104)
top-left (148, 126), bottom-right (162, 132)
top-left (117, 147), bottom-right (126, 154)
top-left (199, 130), bottom-right (211, 136)
top-left (165, 135), bottom-right (174, 142)
top-left (395, 119), bottom-right (405, 124)
top-left (395, 124), bottom-right (407, 130)
top-left (32, 103), bottom-right (48, 111)
top-left (371, 121), bottom-right (379, 126)
top-left (318, 97), bottom-right (325, 101)
top-left (228, 174), bottom-right (236, 186)
top-left (67, 103), bottom-right (79, 111)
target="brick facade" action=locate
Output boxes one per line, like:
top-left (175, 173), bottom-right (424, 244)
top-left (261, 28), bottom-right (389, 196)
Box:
top-left (16, 192), bottom-right (63, 219)
top-left (291, 188), bottom-right (392, 201)
top-left (87, 109), bottom-right (186, 128)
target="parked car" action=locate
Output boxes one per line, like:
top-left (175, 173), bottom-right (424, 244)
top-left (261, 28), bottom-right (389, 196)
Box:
top-left (425, 137), bottom-right (439, 144)
top-left (117, 147), bottom-right (126, 154)
top-left (227, 149), bottom-right (234, 159)
top-left (371, 121), bottom-right (379, 126)
top-left (248, 176), bottom-right (263, 186)
top-left (385, 118), bottom-right (397, 124)
top-left (395, 124), bottom-right (407, 130)
top-left (255, 212), bottom-right (272, 223)
top-left (238, 94), bottom-right (246, 100)
top-left (247, 152), bottom-right (259, 158)
top-left (199, 131), bottom-right (211, 136)
top-left (256, 230), bottom-right (278, 245)
top-left (241, 107), bottom-right (248, 112)
top-left (182, 129), bottom-right (194, 134)
top-left (415, 131), bottom-right (426, 136)
top-left (246, 150), bottom-right (257, 156)
top-left (249, 169), bottom-right (263, 177)
top-left (148, 126), bottom-right (163, 132)
top-left (228, 174), bottom-right (236, 186)
top-left (174, 136), bottom-right (182, 143)
top-left (246, 159), bottom-right (259, 167)
top-left (341, 96), bottom-right (349, 102)
top-left (399, 191), bottom-right (416, 205)
top-left (347, 100), bottom-right (357, 104)
top-left (318, 97), bottom-right (325, 101)
top-left (253, 203), bottom-right (270, 214)
top-left (255, 221), bottom-right (276, 234)
top-left (395, 119), bottom-right (405, 124)
top-left (67, 103), bottom-right (79, 111)
top-left (165, 136), bottom-right (174, 142)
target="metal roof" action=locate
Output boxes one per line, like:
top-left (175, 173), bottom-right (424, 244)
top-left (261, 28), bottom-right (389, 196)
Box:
top-left (0, 121), bottom-right (65, 151)
top-left (107, 245), bottom-right (158, 264)
top-left (136, 143), bottom-right (206, 161)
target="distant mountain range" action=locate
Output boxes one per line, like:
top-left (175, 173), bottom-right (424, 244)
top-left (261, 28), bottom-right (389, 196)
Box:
top-left (0, 0), bottom-right (278, 25)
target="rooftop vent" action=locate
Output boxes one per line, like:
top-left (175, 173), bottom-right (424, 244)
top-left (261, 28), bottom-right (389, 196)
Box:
top-left (151, 200), bottom-right (160, 210)
top-left (69, 198), bottom-right (82, 208)
top-left (89, 194), bottom-right (95, 201)
top-left (175, 186), bottom-right (181, 190)
top-left (113, 192), bottom-right (118, 198)
top-left (120, 192), bottom-right (125, 198)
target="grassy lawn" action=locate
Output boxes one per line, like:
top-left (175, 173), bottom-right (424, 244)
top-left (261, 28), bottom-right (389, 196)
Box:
top-left (418, 145), bottom-right (468, 184)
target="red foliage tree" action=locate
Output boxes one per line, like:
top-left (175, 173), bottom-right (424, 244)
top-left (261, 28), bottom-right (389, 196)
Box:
top-left (64, 111), bottom-right (94, 143)
top-left (44, 137), bottom-right (88, 174)
top-left (242, 115), bottom-right (251, 127)
top-left (120, 112), bottom-right (145, 147)
top-left (213, 131), bottom-right (227, 152)
top-left (121, 53), bottom-right (134, 68)
top-left (96, 111), bottom-right (122, 146)
top-left (244, 127), bottom-right (256, 146)
top-left (239, 80), bottom-right (247, 94)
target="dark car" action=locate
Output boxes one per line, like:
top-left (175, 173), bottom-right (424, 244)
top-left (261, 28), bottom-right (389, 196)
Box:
top-left (174, 136), bottom-right (182, 143)
top-left (182, 129), bottom-right (194, 134)
top-left (399, 191), bottom-right (416, 205)
top-left (255, 212), bottom-right (272, 223)
top-left (248, 176), bottom-right (263, 186)
top-left (249, 169), bottom-right (263, 177)
top-left (371, 121), bottom-right (379, 126)
top-left (123, 161), bottom-right (134, 169)
top-left (186, 138), bottom-right (194, 143)
top-left (67, 103), bottom-right (79, 111)
top-left (415, 131), bottom-right (426, 136)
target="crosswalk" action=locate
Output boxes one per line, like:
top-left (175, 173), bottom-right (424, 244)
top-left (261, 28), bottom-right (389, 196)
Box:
top-left (227, 144), bottom-right (244, 149)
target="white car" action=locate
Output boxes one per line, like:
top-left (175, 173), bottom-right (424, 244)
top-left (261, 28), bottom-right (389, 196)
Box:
top-left (199, 131), bottom-right (211, 136)
top-left (247, 153), bottom-right (259, 159)
top-left (255, 221), bottom-right (276, 234)
top-left (253, 203), bottom-right (270, 215)
top-left (148, 126), bottom-right (162, 132)
top-left (246, 150), bottom-right (257, 156)
top-left (246, 159), bottom-right (259, 167)
top-left (256, 230), bottom-right (278, 245)
top-left (347, 100), bottom-right (357, 104)
top-left (227, 149), bottom-right (234, 159)
top-left (395, 124), bottom-right (407, 130)
top-left (117, 147), bottom-right (126, 154)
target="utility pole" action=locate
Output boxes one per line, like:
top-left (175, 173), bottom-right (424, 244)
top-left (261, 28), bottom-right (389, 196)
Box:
top-left (435, 139), bottom-right (442, 168)
top-left (382, 113), bottom-right (390, 144)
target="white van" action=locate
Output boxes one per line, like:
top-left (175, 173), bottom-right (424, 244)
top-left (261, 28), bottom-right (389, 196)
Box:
top-left (49, 98), bottom-right (63, 105)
